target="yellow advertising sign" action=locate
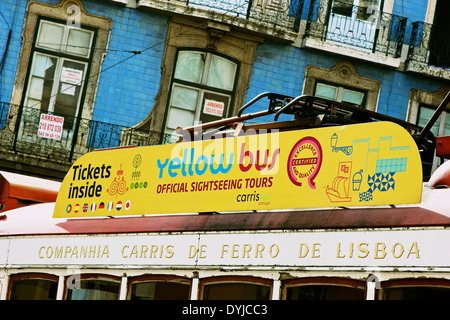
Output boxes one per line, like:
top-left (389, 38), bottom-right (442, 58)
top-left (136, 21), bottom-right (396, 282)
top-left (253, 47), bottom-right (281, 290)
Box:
top-left (54, 122), bottom-right (422, 218)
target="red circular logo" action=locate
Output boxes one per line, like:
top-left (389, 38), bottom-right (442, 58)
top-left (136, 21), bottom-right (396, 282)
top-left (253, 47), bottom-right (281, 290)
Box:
top-left (287, 137), bottom-right (322, 189)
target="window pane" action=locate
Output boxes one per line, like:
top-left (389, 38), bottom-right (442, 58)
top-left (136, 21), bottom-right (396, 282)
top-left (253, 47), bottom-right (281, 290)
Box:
top-left (32, 55), bottom-right (57, 78)
top-left (171, 86), bottom-right (199, 111)
top-left (203, 283), bottom-right (271, 300)
top-left (315, 84), bottom-right (337, 100)
top-left (28, 78), bottom-right (44, 100)
top-left (55, 60), bottom-right (86, 129)
top-left (28, 54), bottom-right (57, 113)
top-left (206, 56), bottom-right (237, 91)
top-left (332, 0), bottom-right (353, 17)
top-left (167, 107), bottom-right (195, 129)
top-left (67, 279), bottom-right (120, 300)
top-left (342, 89), bottom-right (364, 105)
top-left (174, 51), bottom-right (205, 83)
top-left (418, 107), bottom-right (440, 136)
top-left (26, 98), bottom-right (41, 109)
top-left (130, 282), bottom-right (191, 300)
top-left (286, 285), bottom-right (364, 300)
top-left (37, 22), bottom-right (64, 51)
top-left (67, 28), bottom-right (92, 56)
top-left (9, 278), bottom-right (57, 300)
top-left (383, 286), bottom-right (450, 300)
top-left (357, 0), bottom-right (380, 21)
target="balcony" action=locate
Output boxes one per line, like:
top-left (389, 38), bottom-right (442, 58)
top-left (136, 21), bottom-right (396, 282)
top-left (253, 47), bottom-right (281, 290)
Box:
top-left (137, 0), bottom-right (303, 41)
top-left (0, 102), bottom-right (176, 177)
top-left (303, 0), bottom-right (407, 67)
top-left (406, 21), bottom-right (450, 80)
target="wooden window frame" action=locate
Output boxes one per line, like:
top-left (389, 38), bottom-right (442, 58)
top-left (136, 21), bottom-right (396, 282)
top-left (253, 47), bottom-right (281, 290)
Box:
top-left (198, 275), bottom-right (273, 300)
top-left (303, 62), bottom-right (380, 112)
top-left (379, 278), bottom-right (450, 300)
top-left (281, 277), bottom-right (366, 300)
top-left (314, 80), bottom-right (368, 108)
top-left (162, 48), bottom-right (240, 141)
top-left (127, 274), bottom-right (192, 300)
top-left (8, 0), bottom-right (112, 153)
top-left (63, 273), bottom-right (121, 300)
top-left (7, 272), bottom-right (59, 300)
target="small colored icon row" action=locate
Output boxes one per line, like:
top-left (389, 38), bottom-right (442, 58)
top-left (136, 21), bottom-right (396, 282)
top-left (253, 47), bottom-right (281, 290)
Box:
top-left (66, 200), bottom-right (131, 214)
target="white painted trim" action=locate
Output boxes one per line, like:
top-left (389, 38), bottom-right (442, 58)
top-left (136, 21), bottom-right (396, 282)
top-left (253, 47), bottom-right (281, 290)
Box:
top-left (190, 277), bottom-right (199, 300)
top-left (0, 276), bottom-right (7, 300)
top-left (119, 276), bottom-right (128, 300)
top-left (56, 275), bottom-right (65, 300)
top-left (271, 279), bottom-right (281, 300)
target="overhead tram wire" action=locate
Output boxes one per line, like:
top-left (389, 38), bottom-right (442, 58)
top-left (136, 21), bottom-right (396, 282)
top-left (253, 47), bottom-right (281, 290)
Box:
top-left (19, 38), bottom-right (143, 55)
top-left (25, 2), bottom-right (251, 108)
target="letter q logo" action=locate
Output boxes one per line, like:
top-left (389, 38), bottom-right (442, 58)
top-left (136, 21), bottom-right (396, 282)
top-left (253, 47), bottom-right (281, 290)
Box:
top-left (287, 137), bottom-right (322, 189)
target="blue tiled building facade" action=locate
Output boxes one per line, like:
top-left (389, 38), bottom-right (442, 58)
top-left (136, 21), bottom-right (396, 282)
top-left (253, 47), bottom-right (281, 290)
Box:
top-left (247, 41), bottom-right (445, 119)
top-left (0, 0), bottom-right (449, 179)
top-left (0, 0), bottom-right (168, 128)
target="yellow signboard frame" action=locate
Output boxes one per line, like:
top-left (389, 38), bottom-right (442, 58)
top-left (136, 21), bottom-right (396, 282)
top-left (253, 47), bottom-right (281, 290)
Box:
top-left (54, 122), bottom-right (422, 218)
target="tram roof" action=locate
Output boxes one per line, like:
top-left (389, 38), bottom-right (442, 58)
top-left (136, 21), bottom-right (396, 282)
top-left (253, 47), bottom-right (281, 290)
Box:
top-left (0, 171), bottom-right (60, 211)
top-left (0, 184), bottom-right (449, 237)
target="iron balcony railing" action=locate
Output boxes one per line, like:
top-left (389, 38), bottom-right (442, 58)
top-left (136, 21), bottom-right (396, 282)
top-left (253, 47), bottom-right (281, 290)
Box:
top-left (0, 102), bottom-right (178, 163)
top-left (139, 0), bottom-right (304, 32)
top-left (408, 21), bottom-right (450, 69)
top-left (304, 0), bottom-right (407, 58)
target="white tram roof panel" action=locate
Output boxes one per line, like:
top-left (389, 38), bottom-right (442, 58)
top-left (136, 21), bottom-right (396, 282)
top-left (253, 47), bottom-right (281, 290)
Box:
top-left (0, 184), bottom-right (449, 236)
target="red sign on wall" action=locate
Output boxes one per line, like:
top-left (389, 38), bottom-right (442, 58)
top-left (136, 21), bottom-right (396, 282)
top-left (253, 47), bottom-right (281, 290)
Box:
top-left (38, 114), bottom-right (64, 140)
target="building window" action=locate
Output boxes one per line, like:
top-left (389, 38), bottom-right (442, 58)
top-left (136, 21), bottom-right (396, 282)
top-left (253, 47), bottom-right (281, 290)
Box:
top-left (314, 81), bottom-right (366, 107)
top-left (417, 104), bottom-right (450, 137)
top-left (408, 88), bottom-right (450, 177)
top-left (327, 0), bottom-right (382, 51)
top-left (8, 0), bottom-right (112, 163)
top-left (428, 0), bottom-right (450, 68)
top-left (304, 62), bottom-right (380, 112)
top-left (164, 50), bottom-right (238, 140)
top-left (331, 0), bottom-right (380, 20)
top-left (36, 20), bottom-right (94, 58)
top-left (18, 18), bottom-right (94, 146)
top-left (416, 104), bottom-right (449, 173)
